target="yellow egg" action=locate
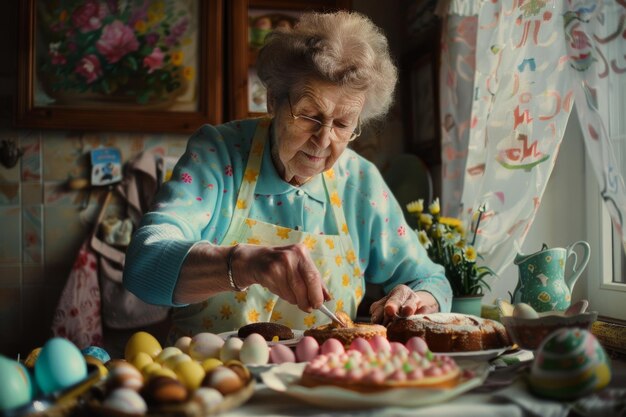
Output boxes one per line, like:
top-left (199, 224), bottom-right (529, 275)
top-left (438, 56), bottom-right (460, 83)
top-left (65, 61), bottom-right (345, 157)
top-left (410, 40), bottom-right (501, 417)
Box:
top-left (155, 347), bottom-right (183, 364)
top-left (131, 352), bottom-right (154, 371)
top-left (201, 358), bottom-right (223, 373)
top-left (174, 360), bottom-right (205, 390)
top-left (163, 353), bottom-right (192, 369)
top-left (125, 331), bottom-right (162, 361)
top-left (147, 367), bottom-right (178, 380)
top-left (141, 362), bottom-right (163, 377)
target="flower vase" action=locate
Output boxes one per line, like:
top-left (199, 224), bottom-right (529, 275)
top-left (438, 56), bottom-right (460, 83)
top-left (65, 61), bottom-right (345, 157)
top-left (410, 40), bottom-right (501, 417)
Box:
top-left (451, 295), bottom-right (483, 317)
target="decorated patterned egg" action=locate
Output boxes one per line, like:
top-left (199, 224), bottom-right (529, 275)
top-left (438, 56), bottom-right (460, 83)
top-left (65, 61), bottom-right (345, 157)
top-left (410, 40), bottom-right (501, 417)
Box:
top-left (529, 328), bottom-right (611, 400)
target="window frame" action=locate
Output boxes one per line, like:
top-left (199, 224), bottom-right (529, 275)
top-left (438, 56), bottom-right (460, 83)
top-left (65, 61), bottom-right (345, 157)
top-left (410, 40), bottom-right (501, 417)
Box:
top-left (585, 147), bottom-right (626, 321)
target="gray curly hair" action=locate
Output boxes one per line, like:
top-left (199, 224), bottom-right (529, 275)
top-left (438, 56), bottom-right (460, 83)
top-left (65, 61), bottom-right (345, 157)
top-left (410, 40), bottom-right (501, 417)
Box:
top-left (256, 11), bottom-right (398, 124)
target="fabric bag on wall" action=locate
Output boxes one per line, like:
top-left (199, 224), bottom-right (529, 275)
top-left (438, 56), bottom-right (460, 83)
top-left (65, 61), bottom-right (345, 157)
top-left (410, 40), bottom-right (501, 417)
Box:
top-left (92, 191), bottom-right (170, 329)
top-left (51, 240), bottom-right (103, 348)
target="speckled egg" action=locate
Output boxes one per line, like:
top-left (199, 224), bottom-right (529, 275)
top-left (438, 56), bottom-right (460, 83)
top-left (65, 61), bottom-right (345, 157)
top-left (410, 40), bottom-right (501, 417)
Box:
top-left (81, 346), bottom-right (111, 363)
top-left (239, 334), bottom-right (269, 365)
top-left (189, 333), bottom-right (224, 361)
top-left (529, 328), bottom-right (611, 400)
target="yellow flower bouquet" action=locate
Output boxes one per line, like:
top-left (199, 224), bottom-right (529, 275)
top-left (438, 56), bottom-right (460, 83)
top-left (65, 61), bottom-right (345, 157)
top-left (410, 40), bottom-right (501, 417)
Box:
top-left (407, 199), bottom-right (495, 297)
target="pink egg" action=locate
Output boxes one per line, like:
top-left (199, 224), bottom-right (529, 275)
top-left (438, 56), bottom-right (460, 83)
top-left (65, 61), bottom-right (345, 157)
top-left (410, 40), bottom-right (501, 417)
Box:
top-left (389, 342), bottom-right (409, 355)
top-left (320, 338), bottom-right (345, 355)
top-left (295, 336), bottom-right (319, 362)
top-left (269, 344), bottom-right (296, 364)
top-left (368, 335), bottom-right (390, 353)
top-left (405, 337), bottom-right (429, 355)
top-left (349, 338), bottom-right (373, 354)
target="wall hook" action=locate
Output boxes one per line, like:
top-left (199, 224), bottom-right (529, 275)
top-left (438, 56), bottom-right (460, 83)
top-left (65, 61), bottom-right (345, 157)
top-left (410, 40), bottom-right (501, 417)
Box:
top-left (0, 139), bottom-right (24, 169)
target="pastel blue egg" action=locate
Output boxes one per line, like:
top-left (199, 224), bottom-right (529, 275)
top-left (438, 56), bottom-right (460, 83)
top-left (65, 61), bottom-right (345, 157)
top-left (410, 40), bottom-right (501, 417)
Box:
top-left (0, 355), bottom-right (32, 411)
top-left (81, 346), bottom-right (111, 363)
top-left (35, 338), bottom-right (87, 395)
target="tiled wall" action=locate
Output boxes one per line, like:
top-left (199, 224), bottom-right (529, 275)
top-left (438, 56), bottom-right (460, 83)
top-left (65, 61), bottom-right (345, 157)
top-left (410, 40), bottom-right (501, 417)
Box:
top-left (0, 127), bottom-right (188, 357)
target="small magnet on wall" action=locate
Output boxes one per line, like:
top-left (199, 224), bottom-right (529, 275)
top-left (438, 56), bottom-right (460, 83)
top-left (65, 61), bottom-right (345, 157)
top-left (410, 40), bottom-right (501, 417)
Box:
top-left (0, 139), bottom-right (24, 169)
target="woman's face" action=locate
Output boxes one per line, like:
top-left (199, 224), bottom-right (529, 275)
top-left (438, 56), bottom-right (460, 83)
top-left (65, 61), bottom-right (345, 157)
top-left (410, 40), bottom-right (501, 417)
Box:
top-left (271, 80), bottom-right (365, 185)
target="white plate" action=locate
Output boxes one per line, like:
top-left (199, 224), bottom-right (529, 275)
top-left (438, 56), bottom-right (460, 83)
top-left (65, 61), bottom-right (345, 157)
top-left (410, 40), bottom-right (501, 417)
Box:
top-left (218, 329), bottom-right (304, 347)
top-left (261, 362), bottom-right (489, 409)
top-left (437, 346), bottom-right (513, 362)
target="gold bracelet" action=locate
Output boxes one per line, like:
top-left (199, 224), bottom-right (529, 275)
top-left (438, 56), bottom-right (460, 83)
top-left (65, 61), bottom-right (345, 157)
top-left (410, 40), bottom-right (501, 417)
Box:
top-left (227, 244), bottom-right (247, 292)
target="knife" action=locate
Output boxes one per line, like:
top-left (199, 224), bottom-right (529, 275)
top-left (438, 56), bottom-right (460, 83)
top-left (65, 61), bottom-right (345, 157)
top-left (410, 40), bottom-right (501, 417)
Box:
top-left (318, 304), bottom-right (347, 327)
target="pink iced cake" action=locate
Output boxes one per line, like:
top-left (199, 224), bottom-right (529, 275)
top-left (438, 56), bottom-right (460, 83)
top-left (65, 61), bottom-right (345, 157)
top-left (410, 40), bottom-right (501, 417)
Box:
top-left (300, 336), bottom-right (460, 392)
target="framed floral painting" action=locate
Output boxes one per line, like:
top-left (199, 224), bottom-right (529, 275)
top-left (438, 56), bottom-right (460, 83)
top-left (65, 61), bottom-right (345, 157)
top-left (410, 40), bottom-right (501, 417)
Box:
top-left (16, 0), bottom-right (223, 133)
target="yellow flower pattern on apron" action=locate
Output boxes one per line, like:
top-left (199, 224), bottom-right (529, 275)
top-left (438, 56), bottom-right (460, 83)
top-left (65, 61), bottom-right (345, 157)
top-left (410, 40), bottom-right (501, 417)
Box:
top-left (170, 119), bottom-right (363, 339)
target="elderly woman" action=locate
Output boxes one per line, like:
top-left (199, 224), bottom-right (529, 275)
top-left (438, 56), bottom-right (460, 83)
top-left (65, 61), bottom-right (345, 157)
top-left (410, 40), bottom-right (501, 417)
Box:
top-left (124, 11), bottom-right (451, 339)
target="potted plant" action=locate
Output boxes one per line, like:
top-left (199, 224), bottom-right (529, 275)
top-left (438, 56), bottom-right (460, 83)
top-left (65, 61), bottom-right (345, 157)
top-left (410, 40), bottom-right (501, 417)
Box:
top-left (407, 199), bottom-right (496, 316)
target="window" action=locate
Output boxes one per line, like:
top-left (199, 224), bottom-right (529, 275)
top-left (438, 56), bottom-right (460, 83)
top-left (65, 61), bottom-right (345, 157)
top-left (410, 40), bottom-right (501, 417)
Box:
top-left (585, 130), bottom-right (626, 321)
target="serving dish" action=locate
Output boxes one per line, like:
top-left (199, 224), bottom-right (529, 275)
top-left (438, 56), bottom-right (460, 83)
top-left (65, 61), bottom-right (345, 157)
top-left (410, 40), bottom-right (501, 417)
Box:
top-left (261, 362), bottom-right (489, 409)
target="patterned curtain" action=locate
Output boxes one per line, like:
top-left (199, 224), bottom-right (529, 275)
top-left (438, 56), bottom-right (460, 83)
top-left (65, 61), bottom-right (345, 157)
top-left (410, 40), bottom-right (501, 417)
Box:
top-left (439, 0), bottom-right (626, 274)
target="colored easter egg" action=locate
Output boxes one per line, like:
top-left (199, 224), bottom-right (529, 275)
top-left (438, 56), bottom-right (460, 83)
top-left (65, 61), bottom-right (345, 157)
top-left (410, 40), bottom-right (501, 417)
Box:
top-left (125, 332), bottom-right (162, 361)
top-left (81, 346), bottom-right (111, 363)
top-left (0, 355), bottom-right (32, 411)
top-left (529, 328), bottom-right (611, 400)
top-left (35, 338), bottom-right (87, 395)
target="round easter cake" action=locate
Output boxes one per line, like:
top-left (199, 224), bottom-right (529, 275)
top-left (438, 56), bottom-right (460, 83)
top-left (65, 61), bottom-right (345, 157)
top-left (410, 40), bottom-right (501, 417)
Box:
top-left (303, 311), bottom-right (386, 347)
top-left (386, 313), bottom-right (511, 352)
top-left (301, 344), bottom-right (460, 392)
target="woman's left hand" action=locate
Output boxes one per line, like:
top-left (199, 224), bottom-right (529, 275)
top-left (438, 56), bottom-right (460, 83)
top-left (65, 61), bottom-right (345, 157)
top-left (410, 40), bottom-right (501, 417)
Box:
top-left (369, 285), bottom-right (439, 325)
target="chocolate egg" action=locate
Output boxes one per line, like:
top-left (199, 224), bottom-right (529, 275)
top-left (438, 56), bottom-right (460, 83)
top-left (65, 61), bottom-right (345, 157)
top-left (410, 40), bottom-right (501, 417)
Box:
top-left (529, 328), bottom-right (611, 400)
top-left (82, 346), bottom-right (111, 363)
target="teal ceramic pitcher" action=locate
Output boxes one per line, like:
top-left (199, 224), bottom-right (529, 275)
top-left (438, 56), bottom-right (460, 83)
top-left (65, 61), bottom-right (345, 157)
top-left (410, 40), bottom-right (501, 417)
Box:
top-left (512, 241), bottom-right (591, 312)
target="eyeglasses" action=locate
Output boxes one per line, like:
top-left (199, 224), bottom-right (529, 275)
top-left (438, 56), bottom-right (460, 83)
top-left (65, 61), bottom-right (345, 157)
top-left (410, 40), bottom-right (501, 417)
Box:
top-left (288, 97), bottom-right (361, 143)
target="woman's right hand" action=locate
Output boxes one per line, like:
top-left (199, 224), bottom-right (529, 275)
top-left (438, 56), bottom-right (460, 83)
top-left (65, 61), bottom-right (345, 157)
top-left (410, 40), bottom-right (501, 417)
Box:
top-left (233, 243), bottom-right (328, 313)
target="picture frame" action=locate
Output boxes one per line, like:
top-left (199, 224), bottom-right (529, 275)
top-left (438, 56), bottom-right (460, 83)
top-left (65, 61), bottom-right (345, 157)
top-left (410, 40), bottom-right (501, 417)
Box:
top-left (227, 0), bottom-right (352, 121)
top-left (15, 0), bottom-right (223, 133)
